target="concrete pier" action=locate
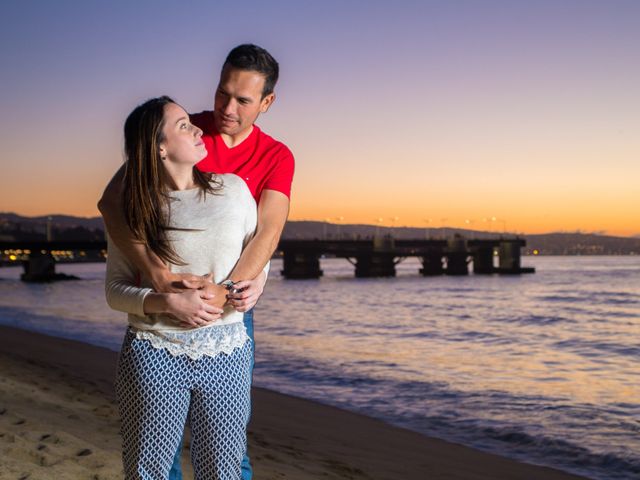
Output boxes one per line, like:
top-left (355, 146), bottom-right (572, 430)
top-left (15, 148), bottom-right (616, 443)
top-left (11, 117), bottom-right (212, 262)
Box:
top-left (1, 237), bottom-right (535, 281)
top-left (278, 237), bottom-right (534, 279)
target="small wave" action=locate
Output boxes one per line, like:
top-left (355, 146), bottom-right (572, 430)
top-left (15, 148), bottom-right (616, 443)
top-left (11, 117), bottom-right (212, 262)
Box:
top-left (603, 310), bottom-right (640, 319)
top-left (538, 291), bottom-right (640, 307)
top-left (490, 313), bottom-right (577, 326)
top-left (396, 330), bottom-right (439, 339)
top-left (352, 359), bottom-right (399, 368)
top-left (553, 338), bottom-right (640, 359)
top-left (446, 330), bottom-right (503, 342)
top-left (479, 426), bottom-right (640, 479)
top-left (537, 294), bottom-right (587, 303)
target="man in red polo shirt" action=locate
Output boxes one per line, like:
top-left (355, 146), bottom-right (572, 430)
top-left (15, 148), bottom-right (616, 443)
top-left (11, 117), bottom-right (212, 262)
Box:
top-left (98, 44), bottom-right (293, 480)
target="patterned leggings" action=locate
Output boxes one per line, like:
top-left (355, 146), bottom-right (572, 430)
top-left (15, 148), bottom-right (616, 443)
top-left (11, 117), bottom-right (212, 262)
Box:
top-left (115, 329), bottom-right (252, 480)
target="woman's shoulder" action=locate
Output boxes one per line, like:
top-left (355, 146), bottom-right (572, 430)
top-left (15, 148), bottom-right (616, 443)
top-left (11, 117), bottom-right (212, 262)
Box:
top-left (215, 172), bottom-right (242, 185)
top-left (215, 174), bottom-right (252, 196)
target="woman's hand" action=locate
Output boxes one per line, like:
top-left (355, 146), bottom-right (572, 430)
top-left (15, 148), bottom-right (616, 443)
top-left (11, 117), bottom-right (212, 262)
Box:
top-left (226, 271), bottom-right (267, 312)
top-left (164, 289), bottom-right (224, 328)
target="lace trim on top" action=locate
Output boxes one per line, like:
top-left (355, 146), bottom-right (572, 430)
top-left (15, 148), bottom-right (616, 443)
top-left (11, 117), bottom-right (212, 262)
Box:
top-left (134, 322), bottom-right (249, 360)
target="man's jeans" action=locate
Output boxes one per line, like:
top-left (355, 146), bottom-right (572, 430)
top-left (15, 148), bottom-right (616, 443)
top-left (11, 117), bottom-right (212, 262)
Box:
top-left (168, 309), bottom-right (255, 480)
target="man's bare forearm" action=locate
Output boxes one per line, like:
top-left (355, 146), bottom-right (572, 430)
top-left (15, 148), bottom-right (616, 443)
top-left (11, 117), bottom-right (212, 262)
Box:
top-left (228, 189), bottom-right (289, 283)
top-left (229, 228), bottom-right (280, 282)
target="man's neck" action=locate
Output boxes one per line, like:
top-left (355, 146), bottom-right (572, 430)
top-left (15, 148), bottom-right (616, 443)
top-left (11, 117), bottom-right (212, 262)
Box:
top-left (219, 125), bottom-right (254, 149)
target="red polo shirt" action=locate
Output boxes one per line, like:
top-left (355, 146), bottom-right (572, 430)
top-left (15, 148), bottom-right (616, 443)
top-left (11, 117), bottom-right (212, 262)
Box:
top-left (191, 111), bottom-right (295, 202)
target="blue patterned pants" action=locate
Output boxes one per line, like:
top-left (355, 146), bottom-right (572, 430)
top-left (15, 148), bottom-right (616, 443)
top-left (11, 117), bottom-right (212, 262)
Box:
top-left (115, 329), bottom-right (252, 480)
top-left (169, 310), bottom-right (255, 480)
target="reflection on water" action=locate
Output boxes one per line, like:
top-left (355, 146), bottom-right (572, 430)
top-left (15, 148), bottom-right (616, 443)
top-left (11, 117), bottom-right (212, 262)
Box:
top-left (1, 256), bottom-right (639, 479)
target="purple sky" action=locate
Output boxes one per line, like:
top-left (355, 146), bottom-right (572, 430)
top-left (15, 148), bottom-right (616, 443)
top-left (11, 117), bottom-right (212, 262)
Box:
top-left (1, 1), bottom-right (639, 234)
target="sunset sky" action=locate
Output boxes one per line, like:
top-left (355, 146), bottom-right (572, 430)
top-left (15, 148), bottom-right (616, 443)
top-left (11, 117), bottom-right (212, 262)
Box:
top-left (1, 0), bottom-right (638, 236)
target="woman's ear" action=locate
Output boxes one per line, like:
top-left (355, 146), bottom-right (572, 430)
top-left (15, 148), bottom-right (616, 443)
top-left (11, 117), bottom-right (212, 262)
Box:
top-left (159, 145), bottom-right (167, 160)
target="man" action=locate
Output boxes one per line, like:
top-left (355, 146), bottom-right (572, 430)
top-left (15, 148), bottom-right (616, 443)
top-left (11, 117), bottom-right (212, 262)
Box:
top-left (98, 44), bottom-right (294, 480)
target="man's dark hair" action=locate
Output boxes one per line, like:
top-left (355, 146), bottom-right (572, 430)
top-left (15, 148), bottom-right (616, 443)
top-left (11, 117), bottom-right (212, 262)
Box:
top-left (224, 44), bottom-right (279, 98)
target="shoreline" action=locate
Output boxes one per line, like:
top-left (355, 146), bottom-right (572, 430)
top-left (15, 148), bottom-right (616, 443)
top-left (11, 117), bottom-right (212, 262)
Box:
top-left (0, 325), bottom-right (591, 479)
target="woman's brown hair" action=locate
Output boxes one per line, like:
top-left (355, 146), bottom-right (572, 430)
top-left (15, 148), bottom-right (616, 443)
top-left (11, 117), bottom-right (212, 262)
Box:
top-left (122, 96), bottom-right (219, 265)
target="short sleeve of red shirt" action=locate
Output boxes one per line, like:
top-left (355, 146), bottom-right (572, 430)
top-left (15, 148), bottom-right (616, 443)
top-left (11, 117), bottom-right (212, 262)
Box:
top-left (263, 143), bottom-right (295, 198)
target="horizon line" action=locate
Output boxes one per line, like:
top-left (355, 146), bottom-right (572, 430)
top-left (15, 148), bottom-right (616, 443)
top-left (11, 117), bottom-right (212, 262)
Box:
top-left (2, 211), bottom-right (638, 239)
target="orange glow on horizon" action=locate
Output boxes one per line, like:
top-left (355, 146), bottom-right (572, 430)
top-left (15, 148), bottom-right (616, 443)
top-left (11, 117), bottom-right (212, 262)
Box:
top-left (1, 176), bottom-right (638, 238)
top-left (287, 214), bottom-right (639, 237)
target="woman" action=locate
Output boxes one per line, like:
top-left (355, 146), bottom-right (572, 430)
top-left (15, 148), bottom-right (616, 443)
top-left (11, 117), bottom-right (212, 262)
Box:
top-left (105, 96), bottom-right (260, 479)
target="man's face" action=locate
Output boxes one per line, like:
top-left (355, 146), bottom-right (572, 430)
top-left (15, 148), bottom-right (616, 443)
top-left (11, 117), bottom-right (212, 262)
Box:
top-left (214, 66), bottom-right (275, 137)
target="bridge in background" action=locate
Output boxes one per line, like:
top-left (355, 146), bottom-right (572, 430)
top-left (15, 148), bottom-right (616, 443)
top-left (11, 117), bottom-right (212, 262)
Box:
top-left (2, 236), bottom-right (534, 281)
top-left (279, 237), bottom-right (534, 278)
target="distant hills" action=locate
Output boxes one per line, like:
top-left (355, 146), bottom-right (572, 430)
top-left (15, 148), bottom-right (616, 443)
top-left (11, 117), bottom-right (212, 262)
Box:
top-left (0, 213), bottom-right (105, 243)
top-left (1, 212), bottom-right (639, 255)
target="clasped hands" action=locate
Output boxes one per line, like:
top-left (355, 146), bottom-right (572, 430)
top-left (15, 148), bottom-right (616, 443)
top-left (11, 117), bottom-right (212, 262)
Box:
top-left (153, 271), bottom-right (265, 328)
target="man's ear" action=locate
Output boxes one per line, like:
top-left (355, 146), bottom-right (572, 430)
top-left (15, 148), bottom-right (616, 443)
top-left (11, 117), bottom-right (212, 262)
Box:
top-left (260, 92), bottom-right (276, 113)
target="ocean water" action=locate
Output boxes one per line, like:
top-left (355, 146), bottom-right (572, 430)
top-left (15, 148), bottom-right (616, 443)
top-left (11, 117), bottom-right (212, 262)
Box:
top-left (0, 256), bottom-right (638, 480)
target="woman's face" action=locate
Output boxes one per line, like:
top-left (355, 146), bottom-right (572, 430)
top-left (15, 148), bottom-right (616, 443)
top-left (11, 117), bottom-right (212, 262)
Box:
top-left (159, 103), bottom-right (207, 166)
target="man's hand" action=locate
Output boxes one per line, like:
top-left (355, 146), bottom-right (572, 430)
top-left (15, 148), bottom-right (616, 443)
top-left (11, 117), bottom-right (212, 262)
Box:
top-left (153, 271), bottom-right (213, 293)
top-left (163, 289), bottom-right (224, 328)
top-left (227, 271), bottom-right (267, 312)
top-left (182, 277), bottom-right (229, 311)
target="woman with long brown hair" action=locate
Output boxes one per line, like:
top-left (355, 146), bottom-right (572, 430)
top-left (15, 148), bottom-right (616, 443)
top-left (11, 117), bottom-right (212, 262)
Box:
top-left (105, 96), bottom-right (260, 479)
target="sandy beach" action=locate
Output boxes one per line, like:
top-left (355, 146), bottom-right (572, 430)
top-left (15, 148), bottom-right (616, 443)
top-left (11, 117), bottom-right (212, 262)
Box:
top-left (0, 325), bottom-right (590, 480)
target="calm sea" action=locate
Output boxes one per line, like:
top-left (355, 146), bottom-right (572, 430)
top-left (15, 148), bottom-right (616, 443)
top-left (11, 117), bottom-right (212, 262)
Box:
top-left (0, 256), bottom-right (638, 480)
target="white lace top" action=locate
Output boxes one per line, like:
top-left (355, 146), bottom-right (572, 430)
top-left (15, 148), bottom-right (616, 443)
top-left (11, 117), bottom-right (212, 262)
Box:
top-left (105, 174), bottom-right (266, 359)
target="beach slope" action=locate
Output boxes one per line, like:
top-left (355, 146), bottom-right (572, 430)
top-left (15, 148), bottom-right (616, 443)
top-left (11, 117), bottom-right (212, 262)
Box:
top-left (0, 326), bottom-right (589, 480)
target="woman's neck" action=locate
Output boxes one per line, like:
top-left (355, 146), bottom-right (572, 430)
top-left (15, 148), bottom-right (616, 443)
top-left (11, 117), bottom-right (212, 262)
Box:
top-left (164, 164), bottom-right (197, 191)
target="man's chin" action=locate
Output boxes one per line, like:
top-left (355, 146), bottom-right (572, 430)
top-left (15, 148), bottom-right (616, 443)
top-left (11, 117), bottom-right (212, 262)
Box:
top-left (214, 121), bottom-right (237, 136)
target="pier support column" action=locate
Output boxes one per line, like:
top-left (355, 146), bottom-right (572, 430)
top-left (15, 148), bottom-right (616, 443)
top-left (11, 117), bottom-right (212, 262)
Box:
top-left (496, 240), bottom-right (535, 274)
top-left (498, 241), bottom-right (520, 273)
top-left (20, 252), bottom-right (79, 282)
top-left (281, 251), bottom-right (323, 279)
top-left (354, 253), bottom-right (396, 277)
top-left (21, 252), bottom-right (56, 282)
top-left (472, 247), bottom-right (495, 274)
top-left (352, 236), bottom-right (397, 277)
top-left (444, 237), bottom-right (470, 275)
top-left (420, 252), bottom-right (444, 276)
